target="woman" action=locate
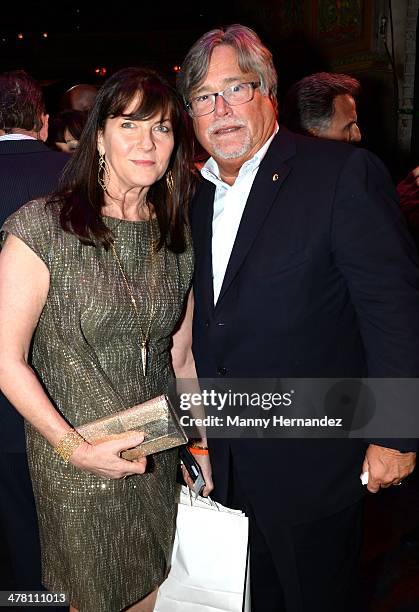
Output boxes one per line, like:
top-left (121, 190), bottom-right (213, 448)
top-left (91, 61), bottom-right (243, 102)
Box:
top-left (0, 67), bottom-right (211, 612)
top-left (47, 109), bottom-right (88, 153)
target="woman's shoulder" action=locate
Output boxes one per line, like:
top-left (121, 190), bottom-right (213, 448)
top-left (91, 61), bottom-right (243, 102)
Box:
top-left (1, 198), bottom-right (64, 267)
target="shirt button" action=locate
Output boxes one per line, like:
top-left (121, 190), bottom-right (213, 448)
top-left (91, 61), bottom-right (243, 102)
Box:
top-left (217, 366), bottom-right (227, 376)
top-left (205, 321), bottom-right (210, 328)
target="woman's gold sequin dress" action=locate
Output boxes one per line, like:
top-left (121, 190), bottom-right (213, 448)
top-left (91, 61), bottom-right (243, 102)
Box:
top-left (1, 200), bottom-right (193, 611)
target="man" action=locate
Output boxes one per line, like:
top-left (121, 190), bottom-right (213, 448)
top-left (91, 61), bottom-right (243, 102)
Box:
top-left (0, 70), bottom-right (68, 594)
top-left (177, 25), bottom-right (419, 612)
top-left (282, 71), bottom-right (361, 143)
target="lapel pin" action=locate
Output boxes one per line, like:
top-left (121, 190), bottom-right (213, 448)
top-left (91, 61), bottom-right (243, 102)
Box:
top-left (272, 173), bottom-right (279, 182)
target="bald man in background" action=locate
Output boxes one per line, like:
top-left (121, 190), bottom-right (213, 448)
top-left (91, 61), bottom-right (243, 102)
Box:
top-left (59, 83), bottom-right (97, 112)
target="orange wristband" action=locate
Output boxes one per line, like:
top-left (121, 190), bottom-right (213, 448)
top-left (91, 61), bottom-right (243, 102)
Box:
top-left (188, 446), bottom-right (209, 456)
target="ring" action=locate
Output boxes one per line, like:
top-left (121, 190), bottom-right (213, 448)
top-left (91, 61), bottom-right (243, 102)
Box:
top-left (395, 481), bottom-right (403, 486)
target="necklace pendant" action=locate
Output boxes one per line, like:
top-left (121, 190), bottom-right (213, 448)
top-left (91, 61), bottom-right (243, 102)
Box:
top-left (111, 241), bottom-right (156, 380)
top-left (141, 340), bottom-right (148, 377)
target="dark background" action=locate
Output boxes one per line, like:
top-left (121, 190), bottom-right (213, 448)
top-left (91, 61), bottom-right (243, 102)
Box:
top-left (0, 1), bottom-right (417, 179)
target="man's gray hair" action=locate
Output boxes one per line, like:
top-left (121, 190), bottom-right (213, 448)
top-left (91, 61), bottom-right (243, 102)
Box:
top-left (177, 24), bottom-right (278, 112)
top-left (282, 72), bottom-right (360, 135)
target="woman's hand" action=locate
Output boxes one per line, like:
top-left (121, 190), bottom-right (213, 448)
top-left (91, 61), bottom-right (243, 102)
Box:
top-left (70, 431), bottom-right (147, 479)
top-left (182, 451), bottom-right (214, 497)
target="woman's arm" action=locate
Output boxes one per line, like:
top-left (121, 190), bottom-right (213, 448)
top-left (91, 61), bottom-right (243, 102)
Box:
top-left (0, 235), bottom-right (146, 479)
top-left (171, 290), bottom-right (199, 380)
top-left (171, 290), bottom-right (214, 495)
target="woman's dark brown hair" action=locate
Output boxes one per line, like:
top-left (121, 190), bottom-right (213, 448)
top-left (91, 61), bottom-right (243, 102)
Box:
top-left (50, 67), bottom-right (196, 252)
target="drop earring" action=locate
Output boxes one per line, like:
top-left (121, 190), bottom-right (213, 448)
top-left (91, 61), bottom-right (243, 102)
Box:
top-left (98, 152), bottom-right (110, 192)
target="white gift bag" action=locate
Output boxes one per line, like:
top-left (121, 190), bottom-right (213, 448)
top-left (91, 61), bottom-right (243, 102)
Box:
top-left (155, 486), bottom-right (250, 612)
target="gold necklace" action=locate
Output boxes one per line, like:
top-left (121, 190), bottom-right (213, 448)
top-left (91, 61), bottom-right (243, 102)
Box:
top-left (111, 214), bottom-right (157, 377)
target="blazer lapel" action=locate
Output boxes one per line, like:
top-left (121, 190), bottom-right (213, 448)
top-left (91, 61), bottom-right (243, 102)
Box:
top-left (216, 128), bottom-right (296, 307)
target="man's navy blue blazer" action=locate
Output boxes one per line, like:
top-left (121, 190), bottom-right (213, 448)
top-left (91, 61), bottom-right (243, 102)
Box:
top-left (0, 138), bottom-right (68, 452)
top-left (190, 128), bottom-right (419, 523)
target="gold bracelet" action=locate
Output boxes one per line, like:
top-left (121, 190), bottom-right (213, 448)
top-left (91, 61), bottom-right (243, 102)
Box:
top-left (54, 430), bottom-right (85, 463)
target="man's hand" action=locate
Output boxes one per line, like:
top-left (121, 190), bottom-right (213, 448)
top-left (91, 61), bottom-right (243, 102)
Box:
top-left (362, 444), bottom-right (416, 493)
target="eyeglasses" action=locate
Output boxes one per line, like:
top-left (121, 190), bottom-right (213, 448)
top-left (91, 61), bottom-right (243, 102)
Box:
top-left (186, 81), bottom-right (261, 117)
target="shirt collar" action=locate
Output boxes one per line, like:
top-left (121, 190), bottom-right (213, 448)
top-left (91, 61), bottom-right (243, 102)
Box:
top-left (201, 122), bottom-right (279, 187)
top-left (0, 134), bottom-right (38, 141)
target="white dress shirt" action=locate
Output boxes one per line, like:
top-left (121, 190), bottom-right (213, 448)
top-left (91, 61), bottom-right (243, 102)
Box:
top-left (0, 134), bottom-right (37, 141)
top-left (201, 124), bottom-right (279, 304)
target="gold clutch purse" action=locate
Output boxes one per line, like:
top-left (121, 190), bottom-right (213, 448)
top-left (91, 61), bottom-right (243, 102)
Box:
top-left (76, 394), bottom-right (187, 460)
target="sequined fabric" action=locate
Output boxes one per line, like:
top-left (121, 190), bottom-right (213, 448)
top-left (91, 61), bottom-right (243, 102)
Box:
top-left (0, 200), bottom-right (193, 612)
